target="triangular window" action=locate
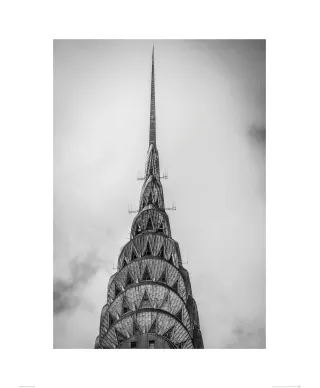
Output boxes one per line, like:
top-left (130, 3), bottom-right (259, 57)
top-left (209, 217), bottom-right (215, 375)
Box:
top-left (144, 241), bottom-right (152, 257)
top-left (175, 309), bottom-right (182, 321)
top-left (114, 283), bottom-right (122, 297)
top-left (142, 265), bottom-right (152, 281)
top-left (154, 198), bottom-right (158, 207)
top-left (109, 314), bottom-right (115, 327)
top-left (131, 248), bottom-right (137, 261)
top-left (158, 222), bottom-right (164, 233)
top-left (133, 321), bottom-right (141, 336)
top-left (162, 326), bottom-right (174, 340)
top-left (149, 319), bottom-right (157, 333)
top-left (158, 269), bottom-right (167, 283)
top-left (126, 272), bottom-right (134, 287)
top-left (122, 297), bottom-right (130, 315)
top-left (115, 329), bottom-right (126, 345)
top-left (172, 280), bottom-right (179, 293)
top-left (140, 290), bottom-right (152, 309)
top-left (158, 245), bottom-right (165, 258)
top-left (146, 217), bottom-right (153, 231)
top-left (122, 259), bottom-right (127, 268)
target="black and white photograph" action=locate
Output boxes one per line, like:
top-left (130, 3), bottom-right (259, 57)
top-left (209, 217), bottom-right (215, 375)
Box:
top-left (54, 39), bottom-right (266, 349)
top-left (3, 2), bottom-right (320, 388)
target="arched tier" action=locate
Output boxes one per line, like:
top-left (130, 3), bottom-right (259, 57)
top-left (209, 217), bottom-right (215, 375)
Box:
top-left (101, 282), bottom-right (190, 332)
top-left (97, 309), bottom-right (193, 349)
top-left (130, 207), bottom-right (171, 238)
top-left (106, 258), bottom-right (189, 305)
top-left (118, 232), bottom-right (181, 269)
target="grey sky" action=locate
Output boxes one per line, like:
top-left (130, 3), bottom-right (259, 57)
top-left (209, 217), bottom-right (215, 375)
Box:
top-left (53, 39), bottom-right (265, 349)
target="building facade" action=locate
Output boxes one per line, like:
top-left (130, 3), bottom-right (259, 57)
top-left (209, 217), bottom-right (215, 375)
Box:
top-left (94, 47), bottom-right (204, 349)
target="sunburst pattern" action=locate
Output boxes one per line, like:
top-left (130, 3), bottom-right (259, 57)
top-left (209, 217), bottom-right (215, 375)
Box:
top-left (131, 209), bottom-right (171, 238)
top-left (118, 233), bottom-right (181, 269)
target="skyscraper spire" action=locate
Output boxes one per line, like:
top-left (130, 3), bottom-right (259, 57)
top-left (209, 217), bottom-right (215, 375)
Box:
top-left (94, 46), bottom-right (204, 349)
top-left (149, 44), bottom-right (156, 145)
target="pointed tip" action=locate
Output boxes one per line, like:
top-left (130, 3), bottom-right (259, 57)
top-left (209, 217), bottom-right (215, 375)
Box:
top-left (149, 41), bottom-right (156, 145)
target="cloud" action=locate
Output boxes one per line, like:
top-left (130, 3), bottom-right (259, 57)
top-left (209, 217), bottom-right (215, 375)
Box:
top-left (248, 124), bottom-right (266, 149)
top-left (53, 252), bottom-right (107, 315)
top-left (225, 318), bottom-right (266, 349)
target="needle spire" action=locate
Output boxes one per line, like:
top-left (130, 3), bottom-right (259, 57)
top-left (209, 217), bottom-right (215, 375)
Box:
top-left (149, 44), bottom-right (156, 145)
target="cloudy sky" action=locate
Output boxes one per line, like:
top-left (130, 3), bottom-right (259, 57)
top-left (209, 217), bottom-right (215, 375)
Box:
top-left (53, 39), bottom-right (265, 349)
